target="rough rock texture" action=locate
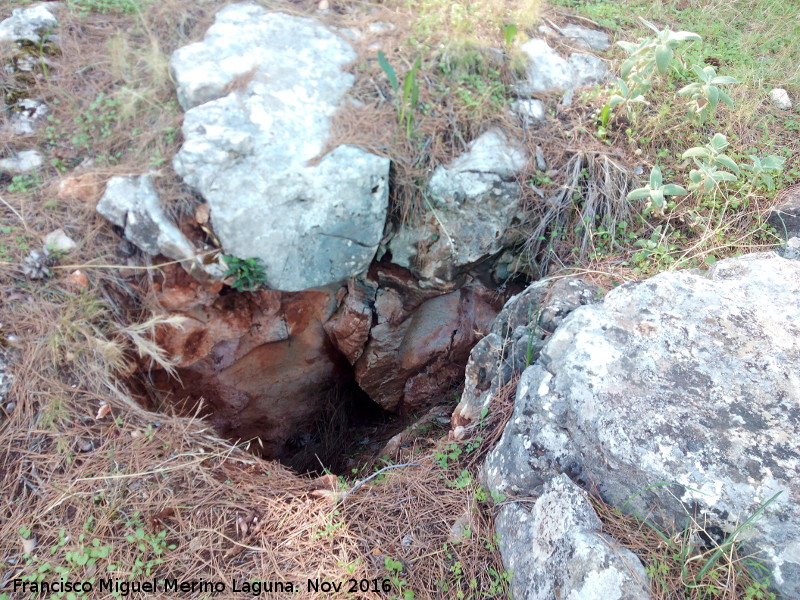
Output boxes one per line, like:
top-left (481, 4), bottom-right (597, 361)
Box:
top-left (150, 262), bottom-right (502, 457)
top-left (171, 2), bottom-right (390, 292)
top-left (486, 251), bottom-right (800, 598)
top-left (7, 99), bottom-right (49, 136)
top-left (517, 37), bottom-right (609, 96)
top-left (770, 88), bottom-right (792, 110)
top-left (96, 174), bottom-right (219, 278)
top-left (769, 185), bottom-right (800, 239)
top-left (387, 129), bottom-right (527, 284)
top-left (452, 277), bottom-right (599, 436)
top-left (0, 149), bottom-right (42, 172)
top-left (511, 99), bottom-right (545, 123)
top-left (152, 271), bottom-right (344, 459)
top-left (0, 5), bottom-right (58, 44)
top-left (558, 23), bottom-right (611, 51)
top-left (497, 475), bottom-right (650, 600)
top-left (779, 237), bottom-right (800, 261)
top-left (354, 264), bottom-right (499, 413)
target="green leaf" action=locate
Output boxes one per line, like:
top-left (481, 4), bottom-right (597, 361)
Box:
top-left (712, 171), bottom-right (738, 182)
top-left (620, 58), bottom-right (636, 80)
top-left (715, 154), bottom-right (740, 175)
top-left (638, 17), bottom-right (661, 33)
top-left (649, 165), bottom-right (663, 189)
top-left (718, 89), bottom-right (735, 108)
top-left (608, 95), bottom-right (625, 108)
top-left (617, 40), bottom-right (638, 54)
top-left (627, 188), bottom-right (653, 201)
top-left (677, 82), bottom-right (699, 96)
top-left (669, 31), bottom-right (702, 42)
top-left (761, 172), bottom-right (775, 191)
top-left (710, 133), bottom-right (729, 151)
top-left (711, 75), bottom-right (738, 85)
top-left (761, 155), bottom-right (786, 170)
top-left (705, 85), bottom-right (719, 108)
top-left (655, 44), bottom-right (673, 74)
top-left (377, 51), bottom-right (398, 92)
top-left (650, 189), bottom-right (665, 207)
top-left (682, 147), bottom-right (709, 158)
top-left (662, 184), bottom-right (688, 196)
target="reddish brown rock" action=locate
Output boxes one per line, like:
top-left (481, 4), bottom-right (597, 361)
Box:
top-left (323, 279), bottom-right (376, 364)
top-left (151, 278), bottom-right (347, 459)
top-left (355, 279), bottom-right (499, 414)
top-left (57, 173), bottom-right (104, 204)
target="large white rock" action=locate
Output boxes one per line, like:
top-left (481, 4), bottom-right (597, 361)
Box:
top-left (517, 37), bottom-right (609, 95)
top-left (388, 129), bottom-right (527, 283)
top-left (0, 5), bottom-right (58, 44)
top-left (497, 475), bottom-right (650, 600)
top-left (485, 251), bottom-right (800, 598)
top-left (97, 175), bottom-right (220, 278)
top-left (559, 23), bottom-right (611, 51)
top-left (171, 3), bottom-right (389, 291)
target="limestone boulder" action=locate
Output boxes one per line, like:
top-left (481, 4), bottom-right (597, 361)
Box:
top-left (452, 277), bottom-right (599, 435)
top-left (171, 3), bottom-right (390, 292)
top-left (388, 129), bottom-right (527, 284)
top-left (517, 37), bottom-right (609, 96)
top-left (497, 475), bottom-right (650, 600)
top-left (769, 185), bottom-right (800, 240)
top-left (96, 174), bottom-right (220, 279)
top-left (485, 251), bottom-right (800, 598)
top-left (0, 5), bottom-right (58, 44)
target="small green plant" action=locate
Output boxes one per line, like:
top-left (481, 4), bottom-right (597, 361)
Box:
top-left (501, 23), bottom-right (518, 50)
top-left (676, 64), bottom-right (738, 124)
top-left (377, 51), bottom-right (421, 137)
top-left (627, 165), bottom-right (688, 215)
top-left (741, 154), bottom-right (786, 192)
top-left (66, 0), bottom-right (146, 14)
top-left (385, 556), bottom-right (415, 600)
top-left (618, 18), bottom-right (701, 82)
top-left (631, 225), bottom-right (683, 274)
top-left (434, 442), bottom-right (462, 469)
top-left (683, 133), bottom-right (741, 193)
top-left (6, 174), bottom-right (39, 194)
top-left (222, 255), bottom-right (267, 291)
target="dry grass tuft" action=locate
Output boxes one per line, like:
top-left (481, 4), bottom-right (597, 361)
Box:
top-left (590, 491), bottom-right (776, 600)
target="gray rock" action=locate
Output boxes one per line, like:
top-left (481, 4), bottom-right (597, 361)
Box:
top-left (559, 24), bottom-right (611, 51)
top-left (8, 100), bottom-right (48, 136)
top-left (0, 345), bottom-right (11, 412)
top-left (0, 5), bottom-right (58, 44)
top-left (517, 37), bottom-right (609, 96)
top-left (511, 99), bottom-right (545, 122)
top-left (497, 475), bottom-right (650, 600)
top-left (453, 278), bottom-right (598, 435)
top-left (778, 237), bottom-right (800, 261)
top-left (387, 129), bottom-right (527, 283)
top-left (485, 251), bottom-right (800, 598)
top-left (43, 228), bottom-right (76, 253)
top-left (0, 149), bottom-right (42, 172)
top-left (768, 186), bottom-right (800, 239)
top-left (171, 3), bottom-right (389, 291)
top-left (97, 175), bottom-right (220, 278)
top-left (770, 88), bottom-right (792, 110)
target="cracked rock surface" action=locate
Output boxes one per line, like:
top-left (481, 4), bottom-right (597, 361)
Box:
top-left (497, 475), bottom-right (650, 600)
top-left (387, 128), bottom-right (527, 284)
top-left (485, 250), bottom-right (800, 598)
top-left (171, 2), bottom-right (389, 292)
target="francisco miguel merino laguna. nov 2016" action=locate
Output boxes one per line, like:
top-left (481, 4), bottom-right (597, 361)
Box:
top-left (13, 578), bottom-right (288, 596)
top-left (13, 577), bottom-right (396, 595)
